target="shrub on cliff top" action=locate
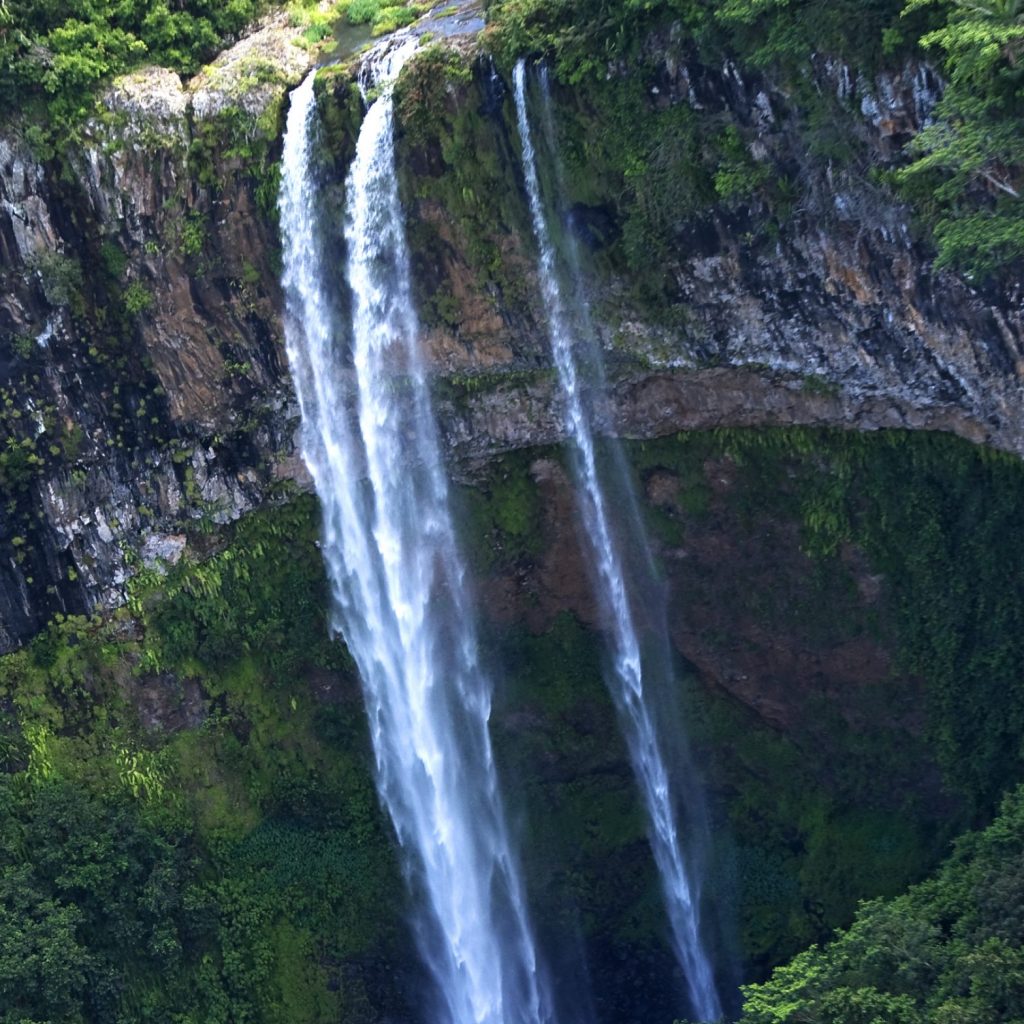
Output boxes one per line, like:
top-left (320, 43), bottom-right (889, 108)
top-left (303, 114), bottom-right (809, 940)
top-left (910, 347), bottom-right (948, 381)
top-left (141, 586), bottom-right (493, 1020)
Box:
top-left (0, 0), bottom-right (268, 142)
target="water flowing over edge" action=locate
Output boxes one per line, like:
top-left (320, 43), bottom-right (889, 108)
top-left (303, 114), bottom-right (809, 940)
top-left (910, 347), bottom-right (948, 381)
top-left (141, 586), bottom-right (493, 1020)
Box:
top-left (512, 59), bottom-right (723, 1023)
top-left (278, 45), bottom-right (552, 1024)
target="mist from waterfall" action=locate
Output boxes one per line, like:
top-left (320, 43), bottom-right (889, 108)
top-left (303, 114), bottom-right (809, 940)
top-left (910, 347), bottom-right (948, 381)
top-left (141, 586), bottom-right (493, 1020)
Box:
top-left (512, 60), bottom-right (723, 1022)
top-left (278, 42), bottom-right (552, 1024)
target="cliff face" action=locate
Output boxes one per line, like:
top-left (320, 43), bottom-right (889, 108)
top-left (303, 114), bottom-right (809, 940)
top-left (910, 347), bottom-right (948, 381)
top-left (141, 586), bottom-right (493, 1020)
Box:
top-left (0, 22), bottom-right (1021, 656)
top-left (387, 46), bottom-right (1024, 461)
top-left (5, 22), bottom-right (1024, 1013)
top-left (0, 15), bottom-right (312, 649)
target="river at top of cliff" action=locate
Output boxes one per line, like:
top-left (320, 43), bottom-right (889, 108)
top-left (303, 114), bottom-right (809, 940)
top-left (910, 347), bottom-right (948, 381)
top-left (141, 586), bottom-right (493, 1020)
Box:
top-left (328, 0), bottom-right (485, 62)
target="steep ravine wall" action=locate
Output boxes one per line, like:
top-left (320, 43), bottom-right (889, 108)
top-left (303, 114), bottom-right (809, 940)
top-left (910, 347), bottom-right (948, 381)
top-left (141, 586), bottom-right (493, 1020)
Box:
top-left (0, 29), bottom-right (1021, 650)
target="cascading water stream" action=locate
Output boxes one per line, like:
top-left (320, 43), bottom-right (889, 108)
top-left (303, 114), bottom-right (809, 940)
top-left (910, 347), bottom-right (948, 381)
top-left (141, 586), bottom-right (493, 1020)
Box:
top-left (513, 61), bottom-right (723, 1022)
top-left (279, 42), bottom-right (551, 1024)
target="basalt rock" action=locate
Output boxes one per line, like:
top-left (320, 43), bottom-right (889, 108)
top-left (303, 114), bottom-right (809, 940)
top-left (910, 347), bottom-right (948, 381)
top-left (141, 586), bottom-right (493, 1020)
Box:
top-left (0, 16), bottom-right (313, 649)
top-left (1, 23), bottom-right (1023, 652)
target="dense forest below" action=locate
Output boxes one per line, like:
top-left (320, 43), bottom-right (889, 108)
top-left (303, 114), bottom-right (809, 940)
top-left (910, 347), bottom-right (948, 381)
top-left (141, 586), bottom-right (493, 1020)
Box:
top-left (5, 429), bottom-right (1024, 1022)
top-left (0, 0), bottom-right (1023, 1022)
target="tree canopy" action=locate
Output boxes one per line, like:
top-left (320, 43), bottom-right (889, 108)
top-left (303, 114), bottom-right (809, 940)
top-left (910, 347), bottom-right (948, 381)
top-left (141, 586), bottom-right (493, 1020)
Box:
top-left (0, 0), bottom-right (266, 130)
top-left (738, 783), bottom-right (1024, 1022)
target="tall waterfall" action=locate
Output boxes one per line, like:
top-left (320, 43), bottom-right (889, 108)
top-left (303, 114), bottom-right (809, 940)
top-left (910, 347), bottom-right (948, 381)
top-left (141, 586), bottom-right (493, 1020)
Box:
top-left (278, 42), bottom-right (551, 1024)
top-left (513, 61), bottom-right (723, 1022)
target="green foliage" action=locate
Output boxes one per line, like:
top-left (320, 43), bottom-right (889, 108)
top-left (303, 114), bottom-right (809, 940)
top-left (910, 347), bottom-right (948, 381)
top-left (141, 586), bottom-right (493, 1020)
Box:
top-left (28, 250), bottom-right (84, 311)
top-left (486, 0), bottom-right (913, 79)
top-left (533, 71), bottom-right (784, 296)
top-left (394, 41), bottom-right (473, 142)
top-left (0, 0), bottom-right (268, 142)
top-left (179, 213), bottom-right (207, 257)
top-left (712, 124), bottom-right (772, 202)
top-left (458, 451), bottom-right (545, 568)
top-left (391, 46), bottom-right (538, 315)
top-left (454, 431), bottom-right (997, 976)
top-left (483, 611), bottom-right (664, 955)
top-left (124, 280), bottom-right (154, 315)
top-left (485, 0), bottom-right (692, 82)
top-left (136, 495), bottom-right (345, 677)
top-left (337, 0), bottom-right (427, 35)
top-left (623, 430), bottom-right (952, 969)
top-left (0, 435), bottom-right (44, 494)
top-left (287, 0), bottom-right (349, 50)
top-left (893, 0), bottom-right (1024, 277)
top-left (739, 783), bottom-right (1024, 1023)
top-left (679, 427), bottom-right (1024, 812)
top-left (0, 496), bottom-right (403, 1023)
top-left (801, 431), bottom-right (1024, 809)
top-left (100, 239), bottom-right (128, 280)
top-left (0, 777), bottom-right (196, 1023)
top-left (187, 95), bottom-right (287, 227)
top-left (715, 0), bottom-right (914, 69)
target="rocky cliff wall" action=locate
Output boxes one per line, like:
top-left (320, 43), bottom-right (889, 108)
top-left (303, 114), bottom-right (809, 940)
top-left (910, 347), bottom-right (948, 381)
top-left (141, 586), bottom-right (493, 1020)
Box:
top-left (0, 15), bottom-right (313, 648)
top-left (382, 43), bottom-right (1024, 461)
top-left (0, 22), bottom-right (1022, 651)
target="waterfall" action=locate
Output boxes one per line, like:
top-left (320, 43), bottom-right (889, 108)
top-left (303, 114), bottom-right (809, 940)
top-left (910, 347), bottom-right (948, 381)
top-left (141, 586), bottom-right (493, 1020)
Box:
top-left (512, 61), bottom-right (723, 1022)
top-left (278, 42), bottom-right (551, 1024)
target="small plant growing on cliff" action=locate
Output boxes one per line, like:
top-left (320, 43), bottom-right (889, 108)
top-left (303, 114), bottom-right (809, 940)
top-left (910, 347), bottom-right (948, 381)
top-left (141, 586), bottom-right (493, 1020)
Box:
top-left (23, 723), bottom-right (55, 783)
top-left (179, 215), bottom-right (207, 259)
top-left (116, 746), bottom-right (165, 800)
top-left (124, 283), bottom-right (154, 316)
top-left (100, 241), bottom-right (128, 281)
top-left (713, 125), bottom-right (772, 204)
top-left (12, 333), bottom-right (35, 360)
top-left (29, 252), bottom-right (84, 312)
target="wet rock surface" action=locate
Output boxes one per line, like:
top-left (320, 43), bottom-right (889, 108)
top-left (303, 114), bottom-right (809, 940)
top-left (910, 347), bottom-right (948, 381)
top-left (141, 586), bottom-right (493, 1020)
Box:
top-left (1, 27), bottom-right (1022, 651)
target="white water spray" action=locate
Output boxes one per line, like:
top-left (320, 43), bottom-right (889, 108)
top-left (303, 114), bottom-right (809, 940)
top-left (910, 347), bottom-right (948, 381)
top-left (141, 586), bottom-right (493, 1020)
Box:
top-left (513, 60), bottom-right (722, 1022)
top-left (279, 43), bottom-right (551, 1024)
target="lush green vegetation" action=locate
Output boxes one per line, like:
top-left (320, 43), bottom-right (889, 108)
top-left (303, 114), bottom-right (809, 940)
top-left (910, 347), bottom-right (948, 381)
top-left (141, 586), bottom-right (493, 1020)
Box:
top-left (738, 781), bottom-right (1024, 1023)
top-left (895, 0), bottom-right (1024, 276)
top-left (458, 428), bottom-right (1024, 981)
top-left (0, 0), bottom-right (269, 136)
top-left (634, 427), bottom-right (1024, 813)
top-left (336, 0), bottom-right (429, 36)
top-left (484, 0), bottom-right (1024, 279)
top-left (621, 426), bottom-right (1024, 997)
top-left (290, 0), bottom-right (429, 45)
top-left (0, 496), bottom-right (405, 1023)
top-left (4, 426), bottom-right (1024, 1017)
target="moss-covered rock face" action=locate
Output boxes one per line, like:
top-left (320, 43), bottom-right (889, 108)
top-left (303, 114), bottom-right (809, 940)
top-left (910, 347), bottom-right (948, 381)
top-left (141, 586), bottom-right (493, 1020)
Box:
top-left (455, 426), bottom-right (1024, 984)
top-left (5, 427), bottom-right (1024, 1020)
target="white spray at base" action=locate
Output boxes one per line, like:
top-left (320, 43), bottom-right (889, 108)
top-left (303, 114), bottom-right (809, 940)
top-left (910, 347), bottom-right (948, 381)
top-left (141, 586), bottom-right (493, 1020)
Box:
top-left (512, 60), bottom-right (723, 1023)
top-left (279, 41), bottom-right (552, 1024)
